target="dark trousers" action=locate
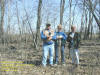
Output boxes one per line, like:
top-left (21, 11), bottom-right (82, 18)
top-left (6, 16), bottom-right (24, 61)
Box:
top-left (55, 45), bottom-right (65, 64)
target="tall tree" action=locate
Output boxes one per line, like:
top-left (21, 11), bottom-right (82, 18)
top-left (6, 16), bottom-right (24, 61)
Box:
top-left (36, 0), bottom-right (42, 49)
top-left (7, 0), bottom-right (11, 34)
top-left (69, 0), bottom-right (72, 32)
top-left (60, 0), bottom-right (65, 25)
top-left (87, 0), bottom-right (100, 30)
top-left (16, 1), bottom-right (22, 35)
top-left (80, 0), bottom-right (85, 39)
top-left (86, 11), bottom-right (92, 39)
top-left (0, 0), bottom-right (5, 40)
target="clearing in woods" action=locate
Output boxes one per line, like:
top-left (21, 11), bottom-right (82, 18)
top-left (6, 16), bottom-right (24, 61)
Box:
top-left (0, 40), bottom-right (100, 75)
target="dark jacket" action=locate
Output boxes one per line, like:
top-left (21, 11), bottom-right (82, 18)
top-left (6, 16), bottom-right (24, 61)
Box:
top-left (67, 32), bottom-right (81, 49)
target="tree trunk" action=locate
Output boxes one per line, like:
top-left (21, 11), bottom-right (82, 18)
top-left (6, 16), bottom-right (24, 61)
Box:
top-left (80, 0), bottom-right (85, 39)
top-left (60, 0), bottom-right (65, 25)
top-left (36, 0), bottom-right (42, 49)
top-left (90, 23), bottom-right (93, 40)
top-left (86, 12), bottom-right (91, 39)
top-left (16, 1), bottom-right (22, 36)
top-left (88, 0), bottom-right (100, 30)
top-left (92, 12), bottom-right (100, 30)
top-left (0, 0), bottom-right (5, 43)
top-left (7, 0), bottom-right (11, 44)
top-left (84, 10), bottom-right (88, 40)
top-left (89, 14), bottom-right (93, 40)
top-left (69, 0), bottom-right (72, 32)
top-left (80, 14), bottom-right (84, 39)
top-left (58, 39), bottom-right (61, 63)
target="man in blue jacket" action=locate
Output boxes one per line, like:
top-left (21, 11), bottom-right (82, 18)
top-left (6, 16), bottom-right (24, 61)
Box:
top-left (55, 25), bottom-right (67, 65)
top-left (41, 23), bottom-right (56, 67)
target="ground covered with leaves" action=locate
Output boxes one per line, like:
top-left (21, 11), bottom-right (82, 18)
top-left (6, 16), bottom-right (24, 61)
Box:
top-left (0, 40), bottom-right (100, 75)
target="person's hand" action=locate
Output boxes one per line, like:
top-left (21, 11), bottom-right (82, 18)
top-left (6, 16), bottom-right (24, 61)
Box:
top-left (59, 35), bottom-right (63, 38)
top-left (70, 35), bottom-right (73, 38)
top-left (57, 35), bottom-right (63, 39)
top-left (48, 36), bottom-right (52, 40)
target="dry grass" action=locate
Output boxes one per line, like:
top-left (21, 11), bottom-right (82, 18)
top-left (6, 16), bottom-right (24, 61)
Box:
top-left (0, 40), bottom-right (100, 75)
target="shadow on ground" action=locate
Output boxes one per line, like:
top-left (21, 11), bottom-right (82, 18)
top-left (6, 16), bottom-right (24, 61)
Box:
top-left (23, 60), bottom-right (41, 66)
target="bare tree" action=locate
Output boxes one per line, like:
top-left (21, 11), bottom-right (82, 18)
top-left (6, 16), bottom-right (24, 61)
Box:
top-left (69, 0), bottom-right (72, 32)
top-left (83, 9), bottom-right (88, 40)
top-left (36, 0), bottom-right (42, 49)
top-left (86, 11), bottom-right (92, 39)
top-left (60, 0), bottom-right (65, 25)
top-left (16, 1), bottom-right (22, 36)
top-left (7, 0), bottom-right (11, 34)
top-left (0, 0), bottom-right (5, 42)
top-left (21, 0), bottom-right (38, 49)
top-left (81, 0), bottom-right (100, 39)
top-left (86, 0), bottom-right (100, 30)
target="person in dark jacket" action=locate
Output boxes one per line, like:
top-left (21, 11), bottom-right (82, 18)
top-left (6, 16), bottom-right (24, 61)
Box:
top-left (55, 25), bottom-right (67, 65)
top-left (41, 23), bottom-right (56, 67)
top-left (67, 26), bottom-right (81, 66)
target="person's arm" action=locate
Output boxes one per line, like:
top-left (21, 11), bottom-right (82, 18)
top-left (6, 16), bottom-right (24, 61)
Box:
top-left (52, 32), bottom-right (57, 40)
top-left (62, 32), bottom-right (67, 40)
top-left (41, 31), bottom-right (47, 40)
top-left (77, 33), bottom-right (81, 43)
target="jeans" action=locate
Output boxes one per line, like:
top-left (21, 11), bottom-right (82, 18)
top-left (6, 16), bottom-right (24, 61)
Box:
top-left (42, 44), bottom-right (54, 66)
top-left (70, 49), bottom-right (79, 64)
top-left (55, 45), bottom-right (65, 64)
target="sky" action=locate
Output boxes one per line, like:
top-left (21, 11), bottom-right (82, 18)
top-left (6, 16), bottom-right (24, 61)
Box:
top-left (4, 0), bottom-right (99, 34)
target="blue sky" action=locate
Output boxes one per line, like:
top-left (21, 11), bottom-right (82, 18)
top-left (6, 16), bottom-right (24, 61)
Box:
top-left (4, 0), bottom-right (99, 34)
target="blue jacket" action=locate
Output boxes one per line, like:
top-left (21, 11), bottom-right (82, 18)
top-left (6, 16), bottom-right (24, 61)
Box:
top-left (56, 31), bottom-right (67, 40)
top-left (41, 30), bottom-right (56, 45)
top-left (55, 31), bottom-right (67, 46)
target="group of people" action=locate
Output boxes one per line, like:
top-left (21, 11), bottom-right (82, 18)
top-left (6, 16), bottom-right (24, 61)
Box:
top-left (41, 23), bottom-right (81, 67)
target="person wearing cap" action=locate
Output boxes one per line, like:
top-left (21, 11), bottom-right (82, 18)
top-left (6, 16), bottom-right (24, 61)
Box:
top-left (67, 26), bottom-right (81, 67)
top-left (41, 23), bottom-right (56, 67)
top-left (54, 24), bottom-right (67, 65)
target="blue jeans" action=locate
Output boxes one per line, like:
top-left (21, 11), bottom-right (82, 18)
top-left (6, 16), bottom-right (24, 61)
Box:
top-left (42, 44), bottom-right (54, 66)
top-left (70, 49), bottom-right (79, 64)
top-left (55, 45), bottom-right (65, 64)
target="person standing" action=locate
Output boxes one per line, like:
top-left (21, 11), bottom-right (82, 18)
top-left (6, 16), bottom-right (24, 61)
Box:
top-left (67, 26), bottom-right (81, 66)
top-left (41, 23), bottom-right (56, 67)
top-left (55, 25), bottom-right (67, 65)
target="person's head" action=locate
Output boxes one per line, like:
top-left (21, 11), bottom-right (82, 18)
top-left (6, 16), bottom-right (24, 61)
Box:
top-left (46, 23), bottom-right (51, 30)
top-left (57, 24), bottom-right (62, 31)
top-left (71, 25), bottom-right (76, 32)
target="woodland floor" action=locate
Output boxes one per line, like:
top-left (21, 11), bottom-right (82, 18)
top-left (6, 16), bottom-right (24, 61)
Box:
top-left (0, 40), bottom-right (100, 75)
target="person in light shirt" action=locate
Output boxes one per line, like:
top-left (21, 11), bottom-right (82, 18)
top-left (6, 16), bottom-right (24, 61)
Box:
top-left (67, 26), bottom-right (81, 67)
